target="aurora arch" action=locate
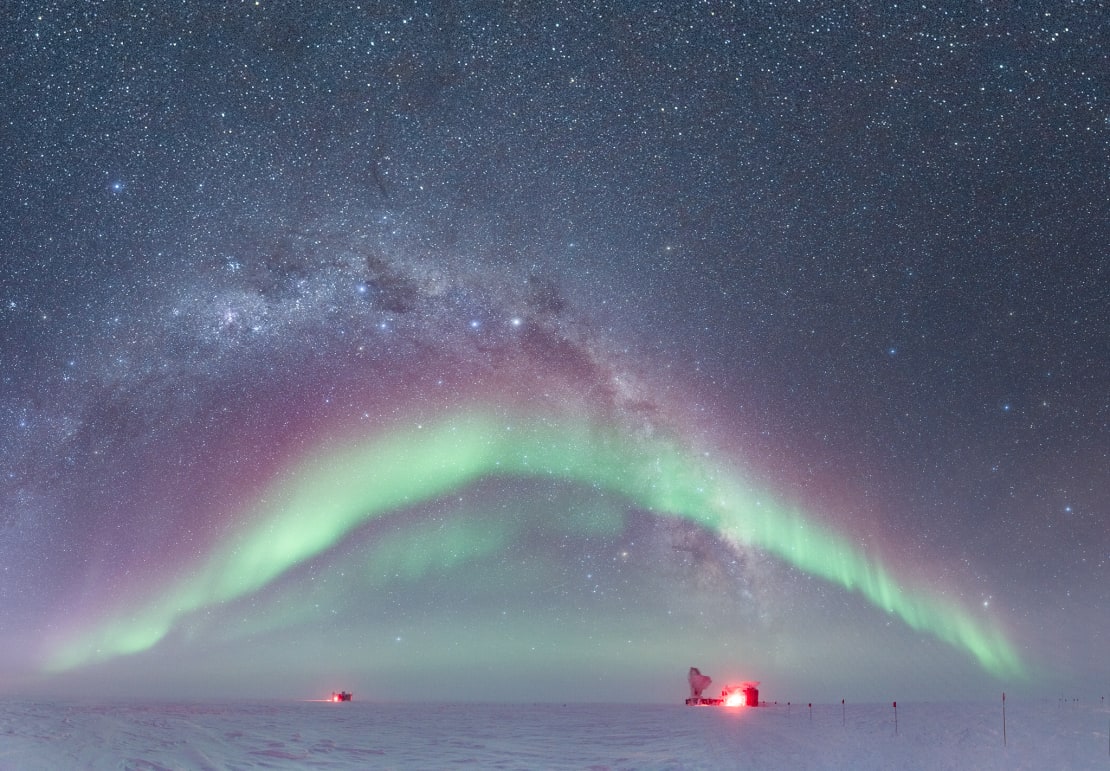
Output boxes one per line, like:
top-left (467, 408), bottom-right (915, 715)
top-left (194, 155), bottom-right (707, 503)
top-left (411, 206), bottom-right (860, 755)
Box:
top-left (44, 409), bottom-right (1024, 680)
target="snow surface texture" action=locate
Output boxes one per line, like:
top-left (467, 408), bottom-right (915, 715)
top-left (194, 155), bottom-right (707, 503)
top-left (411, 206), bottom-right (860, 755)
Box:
top-left (0, 700), bottom-right (1106, 770)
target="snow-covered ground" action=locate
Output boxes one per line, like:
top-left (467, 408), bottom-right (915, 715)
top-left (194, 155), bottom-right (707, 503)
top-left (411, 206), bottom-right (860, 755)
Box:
top-left (0, 698), bottom-right (1105, 769)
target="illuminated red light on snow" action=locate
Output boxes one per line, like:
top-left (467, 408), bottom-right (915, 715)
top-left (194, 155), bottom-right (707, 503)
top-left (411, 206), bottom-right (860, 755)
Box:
top-left (724, 691), bottom-right (746, 707)
top-left (332, 694), bottom-right (340, 702)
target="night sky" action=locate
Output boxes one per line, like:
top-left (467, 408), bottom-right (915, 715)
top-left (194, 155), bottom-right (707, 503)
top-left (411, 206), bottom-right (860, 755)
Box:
top-left (2, 2), bottom-right (1106, 704)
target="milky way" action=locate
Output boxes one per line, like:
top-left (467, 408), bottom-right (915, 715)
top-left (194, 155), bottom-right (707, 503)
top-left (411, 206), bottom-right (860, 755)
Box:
top-left (1, 3), bottom-right (1105, 702)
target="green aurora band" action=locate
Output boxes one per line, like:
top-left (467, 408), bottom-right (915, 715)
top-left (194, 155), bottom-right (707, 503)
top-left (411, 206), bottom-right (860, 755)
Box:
top-left (45, 410), bottom-right (1024, 679)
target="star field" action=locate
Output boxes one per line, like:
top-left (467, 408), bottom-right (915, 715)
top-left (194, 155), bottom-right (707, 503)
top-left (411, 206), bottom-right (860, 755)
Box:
top-left (0, 2), bottom-right (1106, 702)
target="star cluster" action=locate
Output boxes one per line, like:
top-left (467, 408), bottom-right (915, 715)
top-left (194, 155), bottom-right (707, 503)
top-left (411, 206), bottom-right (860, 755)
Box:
top-left (1, 2), bottom-right (1105, 701)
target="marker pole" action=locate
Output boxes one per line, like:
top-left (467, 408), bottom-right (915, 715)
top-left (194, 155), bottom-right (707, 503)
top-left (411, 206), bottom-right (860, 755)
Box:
top-left (1002, 692), bottom-right (1006, 747)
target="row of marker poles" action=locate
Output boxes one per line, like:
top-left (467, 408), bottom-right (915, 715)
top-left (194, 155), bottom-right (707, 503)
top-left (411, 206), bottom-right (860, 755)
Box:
top-left (813, 693), bottom-right (1107, 753)
top-left (790, 692), bottom-right (1104, 754)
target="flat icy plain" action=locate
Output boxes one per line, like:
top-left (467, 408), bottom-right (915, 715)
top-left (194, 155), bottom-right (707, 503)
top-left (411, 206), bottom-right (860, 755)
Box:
top-left (0, 698), bottom-right (1106, 769)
